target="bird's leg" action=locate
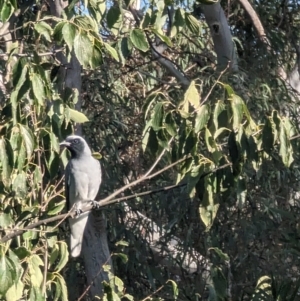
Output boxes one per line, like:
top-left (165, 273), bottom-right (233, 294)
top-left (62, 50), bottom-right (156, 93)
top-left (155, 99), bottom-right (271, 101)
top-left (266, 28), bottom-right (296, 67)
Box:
top-left (74, 203), bottom-right (83, 217)
top-left (90, 200), bottom-right (100, 210)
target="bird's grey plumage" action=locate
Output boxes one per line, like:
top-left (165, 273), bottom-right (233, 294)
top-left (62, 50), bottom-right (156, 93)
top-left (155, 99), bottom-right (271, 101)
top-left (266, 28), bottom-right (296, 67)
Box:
top-left (60, 135), bottom-right (102, 257)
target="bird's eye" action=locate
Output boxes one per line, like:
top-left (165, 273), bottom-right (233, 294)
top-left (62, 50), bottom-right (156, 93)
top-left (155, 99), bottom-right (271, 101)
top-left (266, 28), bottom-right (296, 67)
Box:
top-left (73, 139), bottom-right (79, 144)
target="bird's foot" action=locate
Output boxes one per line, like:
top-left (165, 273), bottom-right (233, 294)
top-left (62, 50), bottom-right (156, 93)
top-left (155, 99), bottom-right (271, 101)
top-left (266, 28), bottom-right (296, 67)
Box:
top-left (90, 200), bottom-right (100, 210)
top-left (74, 208), bottom-right (83, 217)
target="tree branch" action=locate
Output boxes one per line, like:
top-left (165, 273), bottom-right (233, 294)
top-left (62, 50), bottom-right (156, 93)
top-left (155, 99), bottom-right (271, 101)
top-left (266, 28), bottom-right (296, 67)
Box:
top-left (0, 152), bottom-right (189, 243)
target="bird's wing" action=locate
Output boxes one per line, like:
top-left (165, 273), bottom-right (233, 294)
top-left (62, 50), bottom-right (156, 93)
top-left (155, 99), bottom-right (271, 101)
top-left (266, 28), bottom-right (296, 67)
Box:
top-left (65, 161), bottom-right (71, 211)
top-left (87, 158), bottom-right (102, 200)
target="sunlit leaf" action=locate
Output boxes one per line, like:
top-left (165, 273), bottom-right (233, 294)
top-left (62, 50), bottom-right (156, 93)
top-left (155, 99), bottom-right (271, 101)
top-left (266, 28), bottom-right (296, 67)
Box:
top-left (31, 73), bottom-right (46, 105)
top-left (168, 279), bottom-right (179, 300)
top-left (55, 274), bottom-right (68, 301)
top-left (0, 213), bottom-right (14, 228)
top-left (103, 42), bottom-right (119, 62)
top-left (279, 121), bottom-right (293, 167)
top-left (0, 138), bottom-right (12, 186)
top-left (54, 242), bottom-right (69, 272)
top-left (67, 108), bottom-right (89, 123)
top-left (19, 124), bottom-right (34, 160)
top-left (12, 172), bottom-right (27, 198)
top-left (230, 94), bottom-right (244, 130)
top-left (0, 254), bottom-right (16, 295)
top-left (29, 286), bottom-right (43, 301)
top-left (35, 21), bottom-right (52, 42)
top-left (74, 32), bottom-right (93, 68)
top-left (151, 28), bottom-right (172, 47)
top-left (130, 29), bottom-right (149, 52)
top-left (107, 6), bottom-right (121, 29)
top-left (62, 22), bottom-right (76, 50)
top-left (195, 104), bottom-right (210, 133)
top-left (152, 102), bottom-right (164, 131)
top-left (184, 81), bottom-right (200, 109)
top-left (0, 2), bottom-right (13, 22)
top-left (185, 13), bottom-right (201, 35)
top-left (28, 255), bottom-right (44, 287)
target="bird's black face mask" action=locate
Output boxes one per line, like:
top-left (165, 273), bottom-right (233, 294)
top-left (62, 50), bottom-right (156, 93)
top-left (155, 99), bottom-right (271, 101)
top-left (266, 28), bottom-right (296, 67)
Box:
top-left (60, 137), bottom-right (86, 158)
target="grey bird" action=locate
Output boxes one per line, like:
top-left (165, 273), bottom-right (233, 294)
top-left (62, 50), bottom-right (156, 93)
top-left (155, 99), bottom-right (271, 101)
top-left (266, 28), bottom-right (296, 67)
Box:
top-left (60, 135), bottom-right (102, 257)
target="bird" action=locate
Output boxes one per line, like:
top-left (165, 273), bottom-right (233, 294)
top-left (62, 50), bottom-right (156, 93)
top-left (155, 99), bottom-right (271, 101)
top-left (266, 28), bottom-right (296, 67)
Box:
top-left (60, 135), bottom-right (102, 257)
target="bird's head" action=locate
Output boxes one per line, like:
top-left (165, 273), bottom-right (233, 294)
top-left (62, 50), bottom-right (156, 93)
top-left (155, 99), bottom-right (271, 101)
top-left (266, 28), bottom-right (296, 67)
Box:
top-left (60, 135), bottom-right (92, 158)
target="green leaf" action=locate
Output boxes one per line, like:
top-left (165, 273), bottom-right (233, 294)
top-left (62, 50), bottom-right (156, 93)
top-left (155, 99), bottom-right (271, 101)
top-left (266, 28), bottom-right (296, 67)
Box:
top-left (213, 100), bottom-right (226, 129)
top-left (53, 21), bottom-right (66, 44)
top-left (130, 29), bottom-right (149, 52)
top-left (54, 242), bottom-right (69, 272)
top-left (184, 130), bottom-right (197, 155)
top-left (214, 127), bottom-right (230, 140)
top-left (164, 112), bottom-right (177, 136)
top-left (74, 32), bottom-right (93, 68)
top-left (31, 73), bottom-right (46, 105)
top-left (68, 108), bottom-right (89, 123)
top-left (12, 172), bottom-right (27, 198)
top-left (115, 240), bottom-right (129, 247)
top-left (28, 255), bottom-right (44, 287)
top-left (209, 247), bottom-right (229, 261)
top-left (29, 286), bottom-right (44, 301)
top-left (62, 22), bottom-right (76, 50)
top-left (199, 175), bottom-right (219, 230)
top-left (106, 6), bottom-right (121, 29)
top-left (152, 102), bottom-right (164, 131)
top-left (223, 83), bottom-right (234, 96)
top-left (0, 254), bottom-right (16, 295)
top-left (73, 15), bottom-right (97, 31)
top-left (171, 8), bottom-right (185, 37)
top-left (143, 127), bottom-right (158, 154)
top-left (184, 80), bottom-right (200, 109)
top-left (211, 266), bottom-right (227, 298)
top-left (279, 121), bottom-right (293, 167)
top-left (55, 274), bottom-right (68, 301)
top-left (117, 37), bottom-right (131, 64)
top-left (14, 247), bottom-right (31, 260)
top-left (90, 44), bottom-right (103, 69)
top-left (48, 201), bottom-right (65, 215)
top-left (151, 28), bottom-right (172, 47)
top-left (0, 2), bottom-right (13, 22)
top-left (5, 279), bottom-right (24, 301)
top-left (185, 13), bottom-right (201, 35)
top-left (168, 279), bottom-right (179, 300)
top-left (195, 104), bottom-right (210, 133)
top-left (34, 21), bottom-right (52, 42)
top-left (19, 124), bottom-right (34, 160)
top-left (0, 138), bottom-right (12, 187)
top-left (230, 94), bottom-right (244, 130)
top-left (5, 251), bottom-right (24, 301)
top-left (14, 62), bottom-right (28, 92)
top-left (0, 213), bottom-right (14, 228)
top-left (103, 42), bottom-right (119, 61)
top-left (17, 144), bottom-right (26, 173)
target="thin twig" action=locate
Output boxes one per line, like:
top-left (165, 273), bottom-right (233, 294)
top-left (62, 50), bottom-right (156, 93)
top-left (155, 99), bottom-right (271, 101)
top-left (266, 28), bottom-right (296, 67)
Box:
top-left (77, 254), bottom-right (113, 301)
top-left (199, 63), bottom-right (229, 106)
top-left (0, 48), bottom-right (65, 58)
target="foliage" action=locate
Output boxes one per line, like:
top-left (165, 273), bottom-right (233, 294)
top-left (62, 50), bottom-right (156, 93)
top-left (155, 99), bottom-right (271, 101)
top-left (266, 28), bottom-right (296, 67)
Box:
top-left (1, 0), bottom-right (300, 300)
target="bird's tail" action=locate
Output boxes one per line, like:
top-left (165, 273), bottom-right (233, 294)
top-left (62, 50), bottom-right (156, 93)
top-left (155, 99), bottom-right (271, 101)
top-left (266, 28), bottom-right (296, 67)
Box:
top-left (69, 213), bottom-right (89, 257)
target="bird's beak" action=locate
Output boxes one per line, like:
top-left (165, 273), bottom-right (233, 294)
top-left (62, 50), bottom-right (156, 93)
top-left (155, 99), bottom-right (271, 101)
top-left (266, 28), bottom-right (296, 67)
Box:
top-left (59, 141), bottom-right (71, 148)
